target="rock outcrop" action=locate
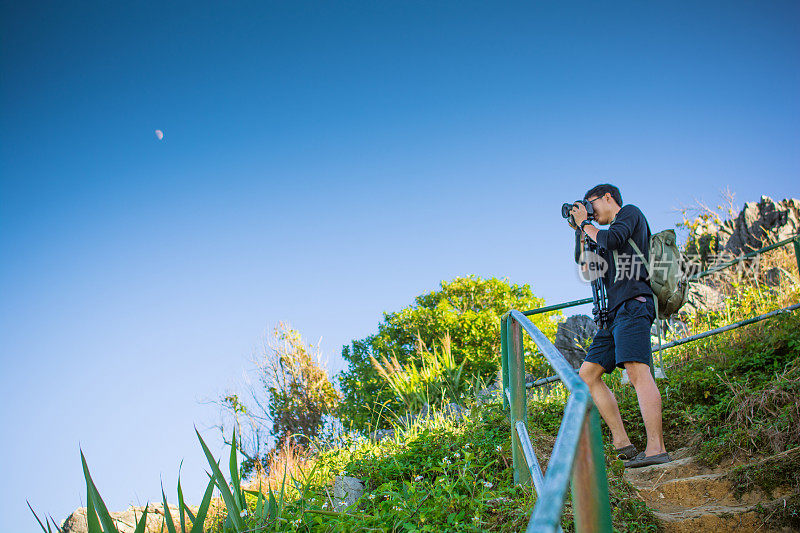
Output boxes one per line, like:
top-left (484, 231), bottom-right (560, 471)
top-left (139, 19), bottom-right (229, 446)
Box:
top-left (61, 502), bottom-right (200, 533)
top-left (554, 315), bottom-right (598, 369)
top-left (716, 196), bottom-right (800, 257)
top-left (681, 282), bottom-right (726, 315)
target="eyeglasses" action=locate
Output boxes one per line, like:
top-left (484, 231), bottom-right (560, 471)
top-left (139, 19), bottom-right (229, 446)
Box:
top-left (586, 194), bottom-right (606, 205)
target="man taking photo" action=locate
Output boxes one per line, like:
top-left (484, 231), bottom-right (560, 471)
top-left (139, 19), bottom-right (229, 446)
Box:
top-left (570, 183), bottom-right (671, 468)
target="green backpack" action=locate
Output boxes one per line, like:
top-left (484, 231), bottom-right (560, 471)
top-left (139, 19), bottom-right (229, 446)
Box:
top-left (613, 229), bottom-right (690, 320)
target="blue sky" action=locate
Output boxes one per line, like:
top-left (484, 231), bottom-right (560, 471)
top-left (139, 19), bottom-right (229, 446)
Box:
top-left (1, 1), bottom-right (798, 531)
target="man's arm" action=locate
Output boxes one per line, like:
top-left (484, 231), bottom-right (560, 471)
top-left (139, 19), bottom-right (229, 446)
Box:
top-left (583, 224), bottom-right (600, 243)
top-left (593, 206), bottom-right (636, 250)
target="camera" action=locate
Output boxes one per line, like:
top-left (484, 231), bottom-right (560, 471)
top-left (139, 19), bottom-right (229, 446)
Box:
top-left (561, 199), bottom-right (595, 227)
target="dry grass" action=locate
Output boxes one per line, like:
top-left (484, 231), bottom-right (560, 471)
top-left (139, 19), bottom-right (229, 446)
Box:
top-left (242, 441), bottom-right (315, 494)
top-left (721, 358), bottom-right (800, 457)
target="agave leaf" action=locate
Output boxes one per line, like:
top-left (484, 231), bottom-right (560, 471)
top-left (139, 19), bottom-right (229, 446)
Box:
top-left (278, 461), bottom-right (288, 511)
top-left (184, 506), bottom-right (196, 525)
top-left (85, 479), bottom-right (102, 533)
top-left (267, 486), bottom-right (277, 519)
top-left (161, 482), bottom-right (177, 533)
top-left (298, 460), bottom-right (320, 500)
top-left (254, 490), bottom-right (264, 519)
top-left (189, 474), bottom-right (216, 533)
top-left (229, 428), bottom-right (242, 510)
top-left (176, 460), bottom-right (187, 533)
top-left (26, 500), bottom-right (51, 533)
top-left (131, 503), bottom-right (149, 533)
top-left (194, 427), bottom-right (245, 531)
top-left (80, 448), bottom-right (118, 533)
top-left (48, 515), bottom-right (65, 533)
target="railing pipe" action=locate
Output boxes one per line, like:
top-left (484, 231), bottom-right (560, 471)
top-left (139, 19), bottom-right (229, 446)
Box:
top-left (522, 297), bottom-right (593, 316)
top-left (794, 236), bottom-right (800, 276)
top-left (516, 420), bottom-right (545, 495)
top-left (526, 393), bottom-right (592, 532)
top-left (501, 315), bottom-right (510, 411)
top-left (689, 234), bottom-right (800, 282)
top-left (570, 407), bottom-right (612, 533)
top-left (508, 318), bottom-right (531, 486)
top-left (508, 310), bottom-right (584, 391)
top-left (651, 302), bottom-right (800, 352)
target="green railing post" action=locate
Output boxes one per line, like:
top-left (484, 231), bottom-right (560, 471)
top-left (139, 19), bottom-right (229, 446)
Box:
top-left (508, 317), bottom-right (531, 486)
top-left (794, 236), bottom-right (800, 276)
top-left (501, 315), bottom-right (509, 412)
top-left (571, 405), bottom-right (613, 533)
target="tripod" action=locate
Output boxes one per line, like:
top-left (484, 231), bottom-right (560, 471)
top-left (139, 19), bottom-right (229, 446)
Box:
top-left (577, 228), bottom-right (610, 329)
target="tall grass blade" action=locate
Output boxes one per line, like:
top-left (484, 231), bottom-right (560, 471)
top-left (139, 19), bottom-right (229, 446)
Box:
top-left (194, 426), bottom-right (245, 531)
top-left (184, 506), bottom-right (196, 525)
top-left (267, 486), bottom-right (277, 519)
top-left (255, 490), bottom-right (264, 519)
top-left (176, 461), bottom-right (187, 533)
top-left (131, 504), bottom-right (149, 533)
top-left (161, 482), bottom-right (178, 533)
top-left (189, 474), bottom-right (216, 533)
top-left (278, 461), bottom-right (288, 511)
top-left (228, 428), bottom-right (243, 511)
top-left (48, 515), bottom-right (64, 533)
top-left (80, 448), bottom-right (118, 533)
top-left (26, 500), bottom-right (51, 533)
top-left (85, 480), bottom-right (102, 533)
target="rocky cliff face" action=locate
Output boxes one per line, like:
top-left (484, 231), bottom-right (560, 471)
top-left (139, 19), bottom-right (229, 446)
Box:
top-left (699, 196), bottom-right (800, 257)
top-left (681, 195), bottom-right (799, 314)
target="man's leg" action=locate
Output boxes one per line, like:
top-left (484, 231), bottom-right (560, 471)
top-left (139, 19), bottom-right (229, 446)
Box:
top-left (624, 361), bottom-right (666, 456)
top-left (579, 361), bottom-right (631, 449)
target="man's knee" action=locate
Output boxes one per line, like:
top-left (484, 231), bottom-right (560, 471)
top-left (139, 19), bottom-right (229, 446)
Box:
top-left (579, 361), bottom-right (604, 385)
top-left (624, 361), bottom-right (655, 387)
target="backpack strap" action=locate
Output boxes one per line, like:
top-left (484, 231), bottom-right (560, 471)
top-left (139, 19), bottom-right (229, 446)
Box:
top-left (627, 238), bottom-right (649, 276)
top-left (621, 238), bottom-right (660, 321)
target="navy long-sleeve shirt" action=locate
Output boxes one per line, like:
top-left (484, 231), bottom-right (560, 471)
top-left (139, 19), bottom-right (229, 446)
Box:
top-left (583, 204), bottom-right (654, 315)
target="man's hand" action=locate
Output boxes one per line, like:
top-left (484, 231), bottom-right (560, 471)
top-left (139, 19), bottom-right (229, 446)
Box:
top-left (570, 202), bottom-right (588, 226)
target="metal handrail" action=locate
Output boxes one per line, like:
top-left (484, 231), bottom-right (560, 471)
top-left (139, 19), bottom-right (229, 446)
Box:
top-left (501, 310), bottom-right (612, 532)
top-left (501, 233), bottom-right (800, 531)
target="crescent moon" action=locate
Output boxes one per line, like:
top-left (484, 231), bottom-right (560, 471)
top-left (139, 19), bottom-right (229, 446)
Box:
top-left (155, 129), bottom-right (164, 140)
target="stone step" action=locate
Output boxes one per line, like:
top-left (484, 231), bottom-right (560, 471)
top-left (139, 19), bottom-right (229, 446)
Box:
top-left (634, 470), bottom-right (793, 510)
top-left (653, 498), bottom-right (796, 533)
top-left (624, 455), bottom-right (714, 486)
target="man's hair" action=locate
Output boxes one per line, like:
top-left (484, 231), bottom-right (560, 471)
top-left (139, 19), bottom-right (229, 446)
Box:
top-left (584, 184), bottom-right (623, 207)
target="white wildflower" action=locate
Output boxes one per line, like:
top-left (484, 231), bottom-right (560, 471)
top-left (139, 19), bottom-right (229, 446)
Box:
top-left (496, 445), bottom-right (502, 452)
top-left (239, 509), bottom-right (248, 518)
top-left (483, 481), bottom-right (493, 488)
top-left (368, 493), bottom-right (376, 500)
top-left (414, 475), bottom-right (423, 482)
top-left (453, 452), bottom-right (461, 459)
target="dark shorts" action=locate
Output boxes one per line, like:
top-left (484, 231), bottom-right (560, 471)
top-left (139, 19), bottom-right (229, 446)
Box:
top-left (584, 296), bottom-right (656, 374)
